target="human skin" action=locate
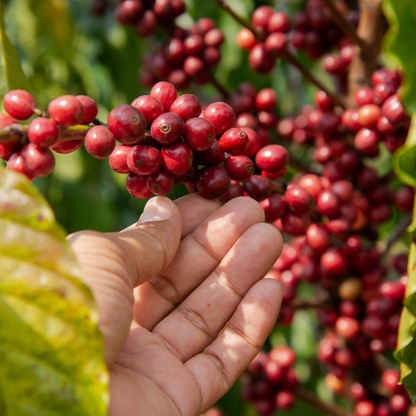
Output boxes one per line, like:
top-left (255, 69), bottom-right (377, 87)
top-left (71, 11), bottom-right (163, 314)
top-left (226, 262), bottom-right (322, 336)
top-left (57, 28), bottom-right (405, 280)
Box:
top-left (67, 194), bottom-right (284, 416)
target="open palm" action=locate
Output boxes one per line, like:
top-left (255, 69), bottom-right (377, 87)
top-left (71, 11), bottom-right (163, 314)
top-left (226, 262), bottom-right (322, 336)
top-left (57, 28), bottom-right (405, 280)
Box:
top-left (68, 194), bottom-right (283, 416)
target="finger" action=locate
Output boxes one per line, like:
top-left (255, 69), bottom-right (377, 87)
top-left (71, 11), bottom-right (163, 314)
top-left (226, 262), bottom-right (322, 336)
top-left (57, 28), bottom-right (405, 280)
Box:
top-left (133, 197), bottom-right (265, 330)
top-left (67, 196), bottom-right (182, 365)
top-left (122, 193), bottom-right (220, 239)
top-left (185, 278), bottom-right (283, 412)
top-left (153, 223), bottom-right (283, 361)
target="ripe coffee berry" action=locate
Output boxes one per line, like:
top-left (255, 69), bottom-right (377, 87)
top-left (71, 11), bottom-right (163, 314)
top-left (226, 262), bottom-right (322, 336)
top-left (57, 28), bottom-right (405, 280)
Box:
top-left (260, 194), bottom-right (287, 222)
top-left (76, 95), bottom-right (99, 124)
top-left (255, 88), bottom-right (277, 111)
top-left (150, 81), bottom-right (177, 111)
top-left (195, 139), bottom-right (225, 165)
top-left (147, 168), bottom-right (174, 195)
top-left (161, 141), bottom-right (193, 175)
top-left (203, 102), bottom-right (236, 137)
top-left (126, 145), bottom-right (161, 175)
top-left (109, 144), bottom-right (133, 173)
top-left (225, 155), bottom-right (254, 181)
top-left (107, 104), bottom-right (146, 145)
top-left (196, 165), bottom-right (230, 199)
top-left (243, 175), bottom-right (271, 201)
top-left (255, 145), bottom-right (289, 172)
top-left (126, 173), bottom-right (153, 199)
top-left (241, 127), bottom-right (261, 158)
top-left (21, 143), bottom-right (55, 177)
top-left (28, 118), bottom-right (59, 148)
top-left (183, 117), bottom-right (215, 151)
top-left (131, 95), bottom-right (164, 128)
top-left (169, 94), bottom-right (202, 121)
top-left (4, 89), bottom-right (37, 120)
top-left (0, 141), bottom-right (22, 161)
top-left (48, 95), bottom-right (84, 127)
top-left (84, 126), bottom-right (116, 159)
top-left (6, 151), bottom-right (35, 181)
top-left (151, 112), bottom-right (185, 145)
top-left (220, 128), bottom-right (248, 154)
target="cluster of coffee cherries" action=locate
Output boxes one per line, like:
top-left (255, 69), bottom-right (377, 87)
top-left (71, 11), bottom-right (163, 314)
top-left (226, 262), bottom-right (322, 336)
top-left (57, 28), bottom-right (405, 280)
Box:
top-left (1, 83), bottom-right (288, 202)
top-left (241, 346), bottom-right (298, 415)
top-left (140, 17), bottom-right (225, 90)
top-left (235, 0), bottom-right (357, 75)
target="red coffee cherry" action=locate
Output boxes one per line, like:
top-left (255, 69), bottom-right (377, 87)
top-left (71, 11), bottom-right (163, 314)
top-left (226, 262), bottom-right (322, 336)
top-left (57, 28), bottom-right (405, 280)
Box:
top-left (195, 139), bottom-right (225, 165)
top-left (320, 248), bottom-right (347, 276)
top-left (50, 139), bottom-right (83, 154)
top-left (6, 150), bottom-right (35, 181)
top-left (161, 141), bottom-right (193, 175)
top-left (131, 95), bottom-right (164, 128)
top-left (306, 224), bottom-right (330, 252)
top-left (236, 28), bottom-right (258, 51)
top-left (281, 212), bottom-right (310, 236)
top-left (134, 10), bottom-right (157, 37)
top-left (21, 143), bottom-right (55, 177)
top-left (267, 12), bottom-right (291, 33)
top-left (0, 141), bottom-right (22, 161)
top-left (85, 125), bottom-right (116, 159)
top-left (107, 104), bottom-right (146, 144)
top-left (183, 117), bottom-right (215, 151)
top-left (109, 144), bottom-right (134, 173)
top-left (150, 81), bottom-right (177, 111)
top-left (203, 102), bottom-right (236, 137)
top-left (255, 144), bottom-right (289, 172)
top-left (196, 165), bottom-right (231, 199)
top-left (285, 184), bottom-right (313, 214)
top-left (28, 117), bottom-right (59, 148)
top-left (225, 155), bottom-right (254, 181)
top-left (150, 112), bottom-right (185, 145)
top-left (48, 95), bottom-right (84, 127)
top-left (249, 44), bottom-right (275, 73)
top-left (4, 89), bottom-right (37, 120)
top-left (126, 173), bottom-right (153, 199)
top-left (169, 94), bottom-right (202, 121)
top-left (127, 145), bottom-right (161, 175)
top-left (241, 127), bottom-right (261, 158)
top-left (76, 95), bottom-right (99, 124)
top-left (114, 0), bottom-right (144, 25)
top-left (219, 128), bottom-right (249, 154)
top-left (243, 175), bottom-right (271, 201)
top-left (147, 168), bottom-right (174, 196)
top-left (260, 194), bottom-right (287, 222)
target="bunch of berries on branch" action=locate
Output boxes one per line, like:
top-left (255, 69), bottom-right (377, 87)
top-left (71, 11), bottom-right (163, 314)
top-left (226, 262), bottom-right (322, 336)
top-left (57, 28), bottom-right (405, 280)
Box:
top-left (1, 84), bottom-right (288, 201)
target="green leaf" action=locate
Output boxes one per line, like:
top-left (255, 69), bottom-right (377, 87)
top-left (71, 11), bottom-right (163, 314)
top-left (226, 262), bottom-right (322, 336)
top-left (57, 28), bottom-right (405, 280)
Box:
top-left (0, 167), bottom-right (109, 415)
top-left (0, 3), bottom-right (34, 102)
top-left (383, 0), bottom-right (416, 113)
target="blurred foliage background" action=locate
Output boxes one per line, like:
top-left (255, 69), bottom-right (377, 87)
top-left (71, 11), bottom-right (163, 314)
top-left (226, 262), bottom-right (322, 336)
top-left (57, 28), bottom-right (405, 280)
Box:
top-left (0, 0), bottom-right (403, 415)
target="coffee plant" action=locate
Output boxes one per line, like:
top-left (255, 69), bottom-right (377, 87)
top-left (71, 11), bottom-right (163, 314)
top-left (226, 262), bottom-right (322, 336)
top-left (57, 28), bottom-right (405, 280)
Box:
top-left (2, 0), bottom-right (416, 415)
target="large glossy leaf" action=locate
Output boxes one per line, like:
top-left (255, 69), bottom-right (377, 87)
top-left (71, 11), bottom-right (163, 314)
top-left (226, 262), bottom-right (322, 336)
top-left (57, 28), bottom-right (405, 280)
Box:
top-left (0, 167), bottom-right (109, 415)
top-left (0, 3), bottom-right (34, 102)
top-left (383, 0), bottom-right (416, 113)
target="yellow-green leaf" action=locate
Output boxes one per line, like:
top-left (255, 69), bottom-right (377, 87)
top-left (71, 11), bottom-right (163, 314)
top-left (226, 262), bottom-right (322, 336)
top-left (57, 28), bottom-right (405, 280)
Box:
top-left (0, 167), bottom-right (109, 415)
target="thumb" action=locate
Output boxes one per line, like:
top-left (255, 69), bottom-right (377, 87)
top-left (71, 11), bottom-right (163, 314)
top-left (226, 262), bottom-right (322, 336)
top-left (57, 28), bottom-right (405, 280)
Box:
top-left (115, 196), bottom-right (183, 287)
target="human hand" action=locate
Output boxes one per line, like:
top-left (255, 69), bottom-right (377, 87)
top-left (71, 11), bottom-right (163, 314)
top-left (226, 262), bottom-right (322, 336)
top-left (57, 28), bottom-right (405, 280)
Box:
top-left (67, 194), bottom-right (283, 416)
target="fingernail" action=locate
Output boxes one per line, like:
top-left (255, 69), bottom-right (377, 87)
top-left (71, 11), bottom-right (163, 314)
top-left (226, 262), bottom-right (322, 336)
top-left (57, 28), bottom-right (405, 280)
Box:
top-left (139, 197), bottom-right (174, 225)
top-left (278, 280), bottom-right (285, 293)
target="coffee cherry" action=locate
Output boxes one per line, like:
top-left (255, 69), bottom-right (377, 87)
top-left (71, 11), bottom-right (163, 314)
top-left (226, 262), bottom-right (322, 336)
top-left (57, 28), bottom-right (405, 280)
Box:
top-left (0, 141), bottom-right (22, 161)
top-left (204, 28), bottom-right (224, 47)
top-left (196, 165), bottom-right (230, 199)
top-left (395, 186), bottom-right (414, 212)
top-left (4, 89), bottom-right (36, 120)
top-left (6, 151), bottom-right (35, 181)
top-left (134, 10), bottom-right (157, 36)
top-left (150, 82), bottom-right (177, 112)
top-left (161, 142), bottom-right (193, 175)
top-left (320, 248), bottom-right (347, 275)
top-left (374, 83), bottom-right (396, 106)
top-left (182, 117), bottom-right (215, 151)
top-left (255, 89), bottom-right (277, 112)
top-left (338, 277), bottom-right (362, 300)
top-left (275, 391), bottom-right (294, 410)
top-left (225, 155), bottom-right (254, 181)
top-left (267, 12), bottom-right (291, 33)
top-left (362, 316), bottom-right (386, 339)
top-left (317, 190), bottom-right (340, 218)
top-left (126, 145), bottom-right (161, 175)
top-left (264, 360), bottom-right (285, 383)
top-left (285, 184), bottom-right (313, 214)
top-left (260, 194), bottom-right (287, 222)
top-left (203, 102), bottom-right (236, 137)
top-left (298, 174), bottom-right (323, 199)
top-left (51, 139), bottom-right (83, 154)
top-left (355, 87), bottom-right (374, 106)
top-left (183, 56), bottom-right (204, 77)
top-left (355, 401), bottom-right (376, 416)
top-left (219, 128), bottom-right (248, 154)
top-left (270, 346), bottom-right (296, 367)
top-left (109, 144), bottom-right (133, 173)
top-left (28, 117), bottom-right (59, 148)
top-left (382, 370), bottom-right (401, 393)
top-left (358, 104), bottom-right (382, 128)
top-left (382, 94), bottom-right (407, 125)
top-left (114, 0), bottom-right (144, 25)
top-left (265, 33), bottom-right (287, 57)
top-left (169, 94), bottom-right (202, 121)
top-left (131, 95), bottom-right (164, 128)
top-left (21, 143), bottom-right (55, 177)
top-left (249, 44), bottom-right (275, 73)
top-left (255, 145), bottom-right (289, 173)
top-left (126, 173), bottom-right (153, 198)
top-left (84, 126), bottom-right (116, 159)
top-left (252, 6), bottom-right (274, 31)
top-left (350, 383), bottom-right (367, 401)
top-left (150, 112), bottom-right (185, 145)
top-left (380, 281), bottom-right (404, 302)
top-left (76, 95), bottom-right (99, 124)
top-left (306, 224), bottom-right (330, 252)
top-left (0, 113), bottom-right (18, 128)
top-left (372, 68), bottom-right (400, 86)
top-left (48, 95), bottom-right (85, 127)
top-left (147, 168), bottom-right (174, 196)
top-left (107, 104), bottom-right (146, 144)
top-left (243, 175), bottom-right (271, 201)
top-left (236, 28), bottom-right (258, 50)
top-left (281, 212), bottom-right (310, 236)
